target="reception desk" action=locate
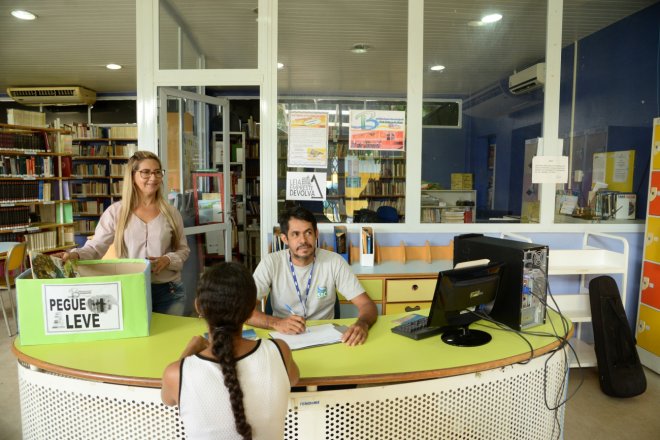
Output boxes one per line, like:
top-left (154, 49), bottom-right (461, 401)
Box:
top-left (13, 310), bottom-right (572, 439)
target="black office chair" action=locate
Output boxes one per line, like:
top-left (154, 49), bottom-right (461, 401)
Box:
top-left (264, 294), bottom-right (341, 319)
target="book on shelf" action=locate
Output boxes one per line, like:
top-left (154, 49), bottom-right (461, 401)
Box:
top-left (56, 203), bottom-right (73, 224)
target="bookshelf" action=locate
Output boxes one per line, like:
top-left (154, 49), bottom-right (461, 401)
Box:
top-left (212, 131), bottom-right (247, 261)
top-left (276, 137), bottom-right (406, 222)
top-left (245, 136), bottom-right (260, 267)
top-left (420, 189), bottom-right (476, 223)
top-left (0, 123), bottom-right (76, 254)
top-left (71, 135), bottom-right (136, 241)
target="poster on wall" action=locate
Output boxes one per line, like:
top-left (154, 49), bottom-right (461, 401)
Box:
top-left (286, 171), bottom-right (327, 201)
top-left (42, 282), bottom-right (123, 334)
top-left (348, 110), bottom-right (406, 151)
top-left (288, 111), bottom-right (329, 168)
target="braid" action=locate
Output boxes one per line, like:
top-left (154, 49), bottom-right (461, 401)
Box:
top-left (197, 262), bottom-right (257, 440)
top-left (212, 327), bottom-right (252, 440)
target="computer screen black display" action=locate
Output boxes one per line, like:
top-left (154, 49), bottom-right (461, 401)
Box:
top-left (428, 261), bottom-right (504, 347)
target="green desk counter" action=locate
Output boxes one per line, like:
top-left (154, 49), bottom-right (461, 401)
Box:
top-left (13, 309), bottom-right (572, 388)
top-left (11, 311), bottom-right (573, 439)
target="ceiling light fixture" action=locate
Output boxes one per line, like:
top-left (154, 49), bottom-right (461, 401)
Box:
top-left (351, 43), bottom-right (370, 54)
top-left (11, 10), bottom-right (37, 20)
top-left (430, 65), bottom-right (445, 72)
top-left (481, 13), bottom-right (503, 24)
top-left (277, 62), bottom-right (284, 70)
top-left (106, 64), bottom-right (122, 70)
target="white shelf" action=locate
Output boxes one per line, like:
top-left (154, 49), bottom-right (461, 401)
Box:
top-left (548, 248), bottom-right (627, 274)
top-left (550, 294), bottom-right (591, 322)
top-left (569, 337), bottom-right (597, 368)
top-left (549, 232), bottom-right (629, 369)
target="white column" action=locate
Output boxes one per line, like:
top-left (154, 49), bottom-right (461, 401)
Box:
top-left (259, 0), bottom-right (277, 256)
top-left (136, 0), bottom-right (158, 154)
top-left (405, 0), bottom-right (424, 224)
top-left (539, 0), bottom-right (564, 224)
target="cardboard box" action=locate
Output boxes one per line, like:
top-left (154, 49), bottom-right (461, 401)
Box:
top-left (451, 173), bottom-right (473, 190)
top-left (16, 259), bottom-right (151, 346)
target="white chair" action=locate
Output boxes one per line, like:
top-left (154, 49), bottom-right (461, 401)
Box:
top-left (0, 242), bottom-right (27, 336)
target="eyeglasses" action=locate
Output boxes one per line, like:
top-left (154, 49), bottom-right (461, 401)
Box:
top-left (137, 169), bottom-right (165, 179)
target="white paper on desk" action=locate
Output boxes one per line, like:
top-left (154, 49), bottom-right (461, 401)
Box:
top-left (270, 324), bottom-right (344, 350)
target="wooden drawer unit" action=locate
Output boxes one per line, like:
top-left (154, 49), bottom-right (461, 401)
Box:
top-left (338, 278), bottom-right (383, 301)
top-left (385, 279), bottom-right (437, 302)
top-left (385, 302), bottom-right (431, 315)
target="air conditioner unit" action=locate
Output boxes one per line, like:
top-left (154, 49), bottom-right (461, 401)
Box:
top-left (6, 86), bottom-right (96, 106)
top-left (508, 63), bottom-right (545, 95)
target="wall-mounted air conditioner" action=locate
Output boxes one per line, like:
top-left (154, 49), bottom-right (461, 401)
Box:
top-left (6, 86), bottom-right (96, 106)
top-left (508, 63), bottom-right (545, 95)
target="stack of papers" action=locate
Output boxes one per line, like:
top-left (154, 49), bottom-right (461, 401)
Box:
top-left (270, 324), bottom-right (345, 350)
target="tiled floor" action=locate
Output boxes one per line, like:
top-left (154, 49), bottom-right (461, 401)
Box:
top-left (1, 308), bottom-right (659, 439)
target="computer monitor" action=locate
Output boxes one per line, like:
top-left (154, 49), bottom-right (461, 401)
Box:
top-left (428, 261), bottom-right (504, 347)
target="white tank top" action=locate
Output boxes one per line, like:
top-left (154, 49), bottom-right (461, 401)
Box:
top-left (179, 339), bottom-right (291, 440)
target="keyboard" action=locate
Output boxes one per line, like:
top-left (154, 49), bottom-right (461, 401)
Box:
top-left (391, 317), bottom-right (444, 340)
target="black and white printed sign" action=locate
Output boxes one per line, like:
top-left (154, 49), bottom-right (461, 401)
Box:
top-left (286, 171), bottom-right (327, 201)
top-left (42, 282), bottom-right (123, 334)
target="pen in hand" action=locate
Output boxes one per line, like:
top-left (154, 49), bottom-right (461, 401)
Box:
top-left (284, 304), bottom-right (308, 332)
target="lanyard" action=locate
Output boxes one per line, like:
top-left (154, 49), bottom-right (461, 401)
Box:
top-left (288, 251), bottom-right (315, 319)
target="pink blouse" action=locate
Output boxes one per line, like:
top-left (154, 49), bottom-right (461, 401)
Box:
top-left (74, 202), bottom-right (190, 284)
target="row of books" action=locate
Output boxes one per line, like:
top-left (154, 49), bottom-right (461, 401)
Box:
top-left (110, 163), bottom-right (126, 176)
top-left (7, 109), bottom-right (47, 128)
top-left (65, 123), bottom-right (138, 140)
top-left (362, 180), bottom-right (406, 196)
top-left (0, 131), bottom-right (48, 151)
top-left (0, 206), bottom-right (31, 229)
top-left (73, 163), bottom-right (107, 176)
top-left (24, 230), bottom-right (58, 252)
top-left (71, 142), bottom-right (137, 158)
top-left (0, 232), bottom-right (25, 242)
top-left (246, 200), bottom-right (260, 216)
top-left (73, 219), bottom-right (98, 234)
top-left (71, 182), bottom-right (109, 197)
top-left (72, 143), bottom-right (110, 157)
top-left (72, 200), bottom-right (106, 215)
top-left (245, 141), bottom-right (260, 159)
top-left (0, 181), bottom-right (56, 202)
top-left (111, 181), bottom-right (123, 195)
top-left (1, 155), bottom-right (56, 177)
top-left (380, 160), bottom-right (405, 178)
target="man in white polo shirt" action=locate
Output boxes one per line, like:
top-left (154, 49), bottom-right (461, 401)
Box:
top-left (248, 206), bottom-right (377, 346)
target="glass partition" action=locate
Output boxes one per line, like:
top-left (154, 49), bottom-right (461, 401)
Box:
top-left (555, 1), bottom-right (658, 224)
top-left (421, 2), bottom-right (547, 224)
top-left (158, 0), bottom-right (258, 70)
top-left (277, 0), bottom-right (408, 223)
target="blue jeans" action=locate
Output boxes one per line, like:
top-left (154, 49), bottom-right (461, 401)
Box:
top-left (151, 281), bottom-right (185, 316)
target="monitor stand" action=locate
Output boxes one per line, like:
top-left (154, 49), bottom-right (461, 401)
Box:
top-left (441, 326), bottom-right (492, 347)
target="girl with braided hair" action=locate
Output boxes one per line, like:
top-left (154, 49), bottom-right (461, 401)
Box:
top-left (162, 262), bottom-right (299, 439)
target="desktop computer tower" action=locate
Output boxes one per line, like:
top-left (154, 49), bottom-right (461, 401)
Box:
top-left (453, 234), bottom-right (548, 331)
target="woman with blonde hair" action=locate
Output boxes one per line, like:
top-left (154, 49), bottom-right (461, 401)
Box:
top-left (61, 151), bottom-right (190, 315)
